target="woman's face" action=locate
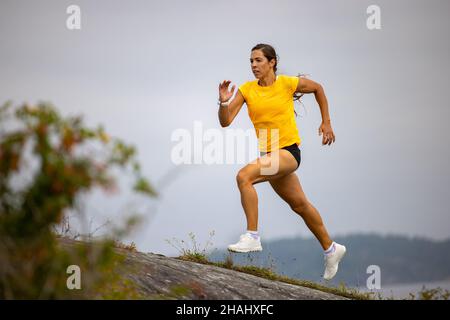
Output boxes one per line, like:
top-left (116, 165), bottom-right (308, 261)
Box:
top-left (250, 49), bottom-right (275, 79)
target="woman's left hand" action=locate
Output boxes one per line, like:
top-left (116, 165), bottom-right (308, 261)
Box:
top-left (318, 121), bottom-right (335, 146)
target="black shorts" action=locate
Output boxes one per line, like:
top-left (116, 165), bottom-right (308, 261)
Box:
top-left (260, 143), bottom-right (301, 169)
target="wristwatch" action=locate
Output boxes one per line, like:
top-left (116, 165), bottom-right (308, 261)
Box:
top-left (218, 98), bottom-right (230, 107)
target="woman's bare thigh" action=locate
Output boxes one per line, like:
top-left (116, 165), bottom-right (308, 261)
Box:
top-left (269, 172), bottom-right (309, 210)
top-left (238, 149), bottom-right (298, 185)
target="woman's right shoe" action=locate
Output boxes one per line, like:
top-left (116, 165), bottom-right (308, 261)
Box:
top-left (227, 233), bottom-right (263, 253)
top-left (323, 242), bottom-right (347, 280)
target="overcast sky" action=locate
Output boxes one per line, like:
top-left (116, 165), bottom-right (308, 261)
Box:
top-left (1, 0), bottom-right (449, 256)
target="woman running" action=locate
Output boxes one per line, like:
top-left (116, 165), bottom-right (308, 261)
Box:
top-left (217, 43), bottom-right (346, 280)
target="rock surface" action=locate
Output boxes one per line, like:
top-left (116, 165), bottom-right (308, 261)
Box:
top-left (125, 251), bottom-right (348, 300)
top-left (59, 238), bottom-right (348, 300)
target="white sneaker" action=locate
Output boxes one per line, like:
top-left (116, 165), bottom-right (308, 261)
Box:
top-left (227, 233), bottom-right (263, 253)
top-left (323, 243), bottom-right (346, 280)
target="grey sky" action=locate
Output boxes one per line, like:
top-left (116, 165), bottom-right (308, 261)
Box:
top-left (1, 0), bottom-right (449, 256)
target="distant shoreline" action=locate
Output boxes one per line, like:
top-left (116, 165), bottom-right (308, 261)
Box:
top-left (358, 279), bottom-right (450, 299)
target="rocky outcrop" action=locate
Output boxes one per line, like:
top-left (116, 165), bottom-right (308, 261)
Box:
top-left (123, 251), bottom-right (347, 300)
top-left (59, 238), bottom-right (348, 300)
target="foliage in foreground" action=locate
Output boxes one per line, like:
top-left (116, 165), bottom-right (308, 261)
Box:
top-left (0, 101), bottom-right (156, 299)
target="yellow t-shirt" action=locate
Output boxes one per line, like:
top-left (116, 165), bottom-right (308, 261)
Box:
top-left (238, 74), bottom-right (300, 152)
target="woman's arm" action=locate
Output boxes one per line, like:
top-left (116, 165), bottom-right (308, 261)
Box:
top-left (295, 77), bottom-right (330, 122)
top-left (295, 77), bottom-right (336, 145)
top-left (218, 81), bottom-right (245, 127)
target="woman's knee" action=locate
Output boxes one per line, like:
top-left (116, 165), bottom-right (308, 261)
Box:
top-left (236, 170), bottom-right (253, 188)
top-left (291, 200), bottom-right (310, 215)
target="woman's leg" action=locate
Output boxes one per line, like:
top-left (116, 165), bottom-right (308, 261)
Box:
top-left (236, 150), bottom-right (298, 231)
top-left (269, 172), bottom-right (333, 250)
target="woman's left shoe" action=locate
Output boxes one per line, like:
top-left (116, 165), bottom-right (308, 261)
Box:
top-left (227, 233), bottom-right (263, 253)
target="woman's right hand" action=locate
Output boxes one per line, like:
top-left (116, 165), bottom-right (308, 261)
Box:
top-left (219, 80), bottom-right (236, 102)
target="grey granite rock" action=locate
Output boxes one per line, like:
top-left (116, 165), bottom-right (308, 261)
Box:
top-left (58, 237), bottom-right (349, 300)
top-left (122, 250), bottom-right (349, 300)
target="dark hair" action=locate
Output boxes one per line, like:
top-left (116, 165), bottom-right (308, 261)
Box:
top-left (251, 43), bottom-right (304, 117)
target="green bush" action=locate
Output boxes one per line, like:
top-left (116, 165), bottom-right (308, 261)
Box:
top-left (0, 101), bottom-right (156, 299)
